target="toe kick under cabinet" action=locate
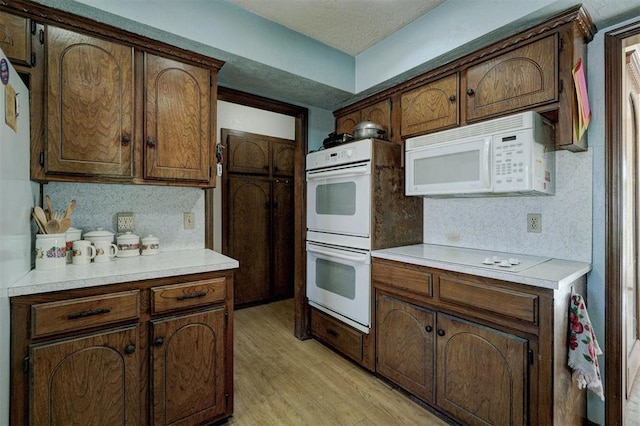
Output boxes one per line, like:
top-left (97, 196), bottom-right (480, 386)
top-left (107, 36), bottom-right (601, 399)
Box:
top-left (372, 258), bottom-right (587, 426)
top-left (9, 271), bottom-right (234, 426)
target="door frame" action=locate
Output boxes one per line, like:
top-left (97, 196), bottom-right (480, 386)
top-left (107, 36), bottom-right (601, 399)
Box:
top-left (205, 87), bottom-right (309, 338)
top-left (605, 20), bottom-right (640, 425)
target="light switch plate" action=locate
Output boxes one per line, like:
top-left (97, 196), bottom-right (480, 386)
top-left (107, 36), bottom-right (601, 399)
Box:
top-left (183, 212), bottom-right (195, 230)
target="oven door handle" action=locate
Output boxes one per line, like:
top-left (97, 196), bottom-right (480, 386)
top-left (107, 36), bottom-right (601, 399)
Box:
top-left (306, 165), bottom-right (370, 181)
top-left (307, 246), bottom-right (370, 264)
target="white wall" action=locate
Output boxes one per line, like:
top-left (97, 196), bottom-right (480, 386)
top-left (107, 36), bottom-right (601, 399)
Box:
top-left (213, 101), bottom-right (296, 251)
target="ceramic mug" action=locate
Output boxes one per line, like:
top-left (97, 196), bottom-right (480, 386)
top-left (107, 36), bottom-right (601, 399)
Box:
top-left (65, 227), bottom-right (82, 264)
top-left (35, 233), bottom-right (67, 270)
top-left (72, 240), bottom-right (96, 265)
top-left (93, 240), bottom-right (118, 263)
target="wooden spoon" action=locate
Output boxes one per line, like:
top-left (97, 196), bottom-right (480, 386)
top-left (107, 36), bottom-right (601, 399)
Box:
top-left (58, 217), bottom-right (72, 234)
top-left (32, 212), bottom-right (46, 234)
top-left (45, 219), bottom-right (60, 234)
top-left (45, 195), bottom-right (53, 221)
top-left (34, 206), bottom-right (48, 233)
top-left (64, 199), bottom-right (76, 219)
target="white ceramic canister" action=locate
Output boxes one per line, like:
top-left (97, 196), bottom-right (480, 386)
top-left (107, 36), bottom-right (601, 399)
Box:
top-left (65, 227), bottom-right (82, 264)
top-left (116, 231), bottom-right (140, 257)
top-left (84, 227), bottom-right (118, 263)
top-left (35, 233), bottom-right (67, 270)
top-left (141, 234), bottom-right (159, 256)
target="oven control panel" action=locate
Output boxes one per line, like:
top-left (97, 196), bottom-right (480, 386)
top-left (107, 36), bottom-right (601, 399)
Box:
top-left (307, 139), bottom-right (373, 170)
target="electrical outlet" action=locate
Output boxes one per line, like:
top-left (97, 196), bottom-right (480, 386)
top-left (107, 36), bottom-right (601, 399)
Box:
top-left (183, 212), bottom-right (195, 230)
top-left (527, 213), bottom-right (542, 233)
top-left (117, 212), bottom-right (135, 232)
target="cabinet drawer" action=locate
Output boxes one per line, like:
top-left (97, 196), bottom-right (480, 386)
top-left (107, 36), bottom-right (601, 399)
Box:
top-left (151, 278), bottom-right (226, 314)
top-left (373, 261), bottom-right (432, 297)
top-left (438, 277), bottom-right (538, 323)
top-left (311, 309), bottom-right (363, 362)
top-left (31, 290), bottom-right (140, 338)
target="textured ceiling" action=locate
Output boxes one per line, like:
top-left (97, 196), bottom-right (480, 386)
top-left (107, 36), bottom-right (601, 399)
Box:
top-left (227, 0), bottom-right (446, 55)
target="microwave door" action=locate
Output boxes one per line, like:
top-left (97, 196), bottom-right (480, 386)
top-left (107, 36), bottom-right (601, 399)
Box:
top-left (406, 136), bottom-right (492, 196)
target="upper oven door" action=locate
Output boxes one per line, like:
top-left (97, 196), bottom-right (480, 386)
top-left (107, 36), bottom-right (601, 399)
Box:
top-left (306, 161), bottom-right (371, 237)
top-left (406, 135), bottom-right (492, 196)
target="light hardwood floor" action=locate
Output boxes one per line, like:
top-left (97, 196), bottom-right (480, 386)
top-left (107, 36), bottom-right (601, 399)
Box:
top-left (227, 299), bottom-right (449, 425)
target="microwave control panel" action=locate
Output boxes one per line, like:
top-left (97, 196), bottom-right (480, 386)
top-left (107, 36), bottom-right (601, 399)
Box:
top-left (493, 132), bottom-right (529, 190)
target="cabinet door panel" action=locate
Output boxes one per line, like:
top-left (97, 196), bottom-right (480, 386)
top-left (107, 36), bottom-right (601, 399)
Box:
top-left (272, 140), bottom-right (295, 177)
top-left (145, 54), bottom-right (211, 181)
top-left (227, 133), bottom-right (270, 175)
top-left (465, 35), bottom-right (557, 121)
top-left (362, 99), bottom-right (392, 138)
top-left (437, 313), bottom-right (527, 426)
top-left (227, 177), bottom-right (271, 305)
top-left (376, 294), bottom-right (435, 403)
top-left (0, 12), bottom-right (31, 66)
top-left (336, 110), bottom-right (360, 135)
top-left (151, 308), bottom-right (226, 426)
top-left (401, 74), bottom-right (458, 136)
top-left (30, 325), bottom-right (139, 426)
top-left (272, 179), bottom-right (294, 299)
top-left (46, 26), bottom-right (134, 177)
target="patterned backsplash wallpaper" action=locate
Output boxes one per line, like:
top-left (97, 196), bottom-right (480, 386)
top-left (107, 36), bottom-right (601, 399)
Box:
top-left (43, 182), bottom-right (205, 252)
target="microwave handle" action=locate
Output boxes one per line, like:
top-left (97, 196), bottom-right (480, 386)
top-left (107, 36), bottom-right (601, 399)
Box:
top-left (306, 165), bottom-right (369, 181)
top-left (307, 246), bottom-right (370, 264)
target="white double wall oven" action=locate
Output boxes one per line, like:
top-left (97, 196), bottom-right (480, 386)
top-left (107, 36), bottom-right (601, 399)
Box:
top-left (306, 140), bottom-right (374, 333)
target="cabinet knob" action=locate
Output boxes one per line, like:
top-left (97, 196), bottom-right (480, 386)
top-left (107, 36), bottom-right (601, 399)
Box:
top-left (154, 337), bottom-right (164, 346)
top-left (425, 325), bottom-right (433, 333)
top-left (466, 88), bottom-right (475, 97)
top-left (449, 94), bottom-right (456, 102)
top-left (437, 329), bottom-right (445, 337)
top-left (147, 138), bottom-right (157, 148)
top-left (124, 344), bottom-right (135, 354)
top-left (121, 135), bottom-right (131, 146)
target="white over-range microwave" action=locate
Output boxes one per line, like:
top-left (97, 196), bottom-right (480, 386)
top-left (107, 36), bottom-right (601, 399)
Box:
top-left (405, 111), bottom-right (555, 197)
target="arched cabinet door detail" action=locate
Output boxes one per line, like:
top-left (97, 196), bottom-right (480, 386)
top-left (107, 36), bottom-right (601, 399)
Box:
top-left (46, 26), bottom-right (134, 177)
top-left (144, 54), bottom-right (211, 182)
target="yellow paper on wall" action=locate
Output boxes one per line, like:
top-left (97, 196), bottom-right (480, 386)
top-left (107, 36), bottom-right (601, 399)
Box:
top-left (4, 82), bottom-right (17, 132)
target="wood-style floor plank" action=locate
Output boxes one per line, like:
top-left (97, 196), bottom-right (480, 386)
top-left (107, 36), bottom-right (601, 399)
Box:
top-left (227, 299), bottom-right (449, 425)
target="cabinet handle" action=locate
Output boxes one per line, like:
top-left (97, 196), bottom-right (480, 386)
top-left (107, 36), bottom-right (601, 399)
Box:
top-left (121, 135), bottom-right (131, 146)
top-left (466, 88), bottom-right (475, 97)
top-left (326, 328), bottom-right (338, 338)
top-left (154, 337), bottom-right (164, 346)
top-left (67, 308), bottom-right (111, 320)
top-left (437, 329), bottom-right (445, 337)
top-left (147, 138), bottom-right (157, 148)
top-left (449, 95), bottom-right (456, 102)
top-left (425, 325), bottom-right (433, 333)
top-left (124, 344), bottom-right (135, 355)
top-left (176, 291), bottom-right (207, 301)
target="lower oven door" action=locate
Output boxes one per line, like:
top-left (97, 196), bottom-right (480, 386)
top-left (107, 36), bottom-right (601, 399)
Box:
top-left (306, 241), bottom-right (370, 333)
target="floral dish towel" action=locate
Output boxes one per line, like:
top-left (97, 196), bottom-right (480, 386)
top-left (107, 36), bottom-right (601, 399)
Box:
top-left (568, 290), bottom-right (604, 401)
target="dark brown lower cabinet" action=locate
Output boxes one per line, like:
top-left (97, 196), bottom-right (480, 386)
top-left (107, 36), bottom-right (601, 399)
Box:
top-left (11, 271), bottom-right (235, 426)
top-left (226, 176), bottom-right (293, 306)
top-left (376, 294), bottom-right (435, 403)
top-left (373, 257), bottom-right (587, 426)
top-left (151, 309), bottom-right (227, 426)
top-left (30, 325), bottom-right (140, 426)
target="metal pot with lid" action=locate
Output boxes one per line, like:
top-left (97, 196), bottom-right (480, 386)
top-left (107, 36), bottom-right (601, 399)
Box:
top-left (353, 120), bottom-right (386, 140)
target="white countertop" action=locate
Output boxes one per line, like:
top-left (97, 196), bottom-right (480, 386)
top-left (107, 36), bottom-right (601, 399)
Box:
top-left (7, 249), bottom-right (239, 297)
top-left (372, 244), bottom-right (591, 290)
